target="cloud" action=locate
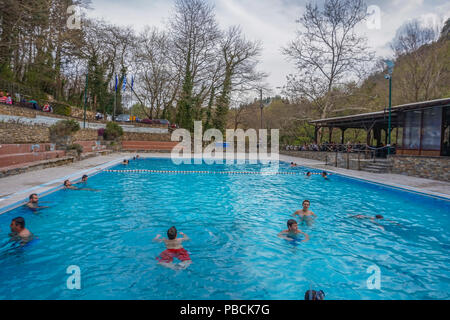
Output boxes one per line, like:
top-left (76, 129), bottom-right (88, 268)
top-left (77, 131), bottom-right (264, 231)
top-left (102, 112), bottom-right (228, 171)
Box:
top-left (86, 0), bottom-right (450, 93)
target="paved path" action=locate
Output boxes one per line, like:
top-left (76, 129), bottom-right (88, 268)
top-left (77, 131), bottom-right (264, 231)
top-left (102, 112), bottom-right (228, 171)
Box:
top-left (1, 152), bottom-right (449, 214)
top-left (279, 154), bottom-right (450, 199)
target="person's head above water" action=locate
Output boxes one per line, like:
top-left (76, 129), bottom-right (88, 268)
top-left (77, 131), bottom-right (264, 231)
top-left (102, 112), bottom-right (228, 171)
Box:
top-left (306, 172), bottom-right (312, 176)
top-left (64, 180), bottom-right (71, 187)
top-left (321, 171), bottom-right (328, 177)
top-left (375, 214), bottom-right (384, 219)
top-left (81, 175), bottom-right (88, 182)
top-left (167, 226), bottom-right (177, 240)
top-left (287, 219), bottom-right (298, 232)
top-left (10, 217), bottom-right (25, 232)
top-left (29, 193), bottom-right (38, 203)
top-left (304, 290), bottom-right (325, 300)
top-left (302, 200), bottom-right (310, 210)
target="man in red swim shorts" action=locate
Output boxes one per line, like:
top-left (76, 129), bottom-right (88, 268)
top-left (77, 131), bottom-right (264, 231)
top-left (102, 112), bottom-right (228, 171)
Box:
top-left (154, 226), bottom-right (192, 269)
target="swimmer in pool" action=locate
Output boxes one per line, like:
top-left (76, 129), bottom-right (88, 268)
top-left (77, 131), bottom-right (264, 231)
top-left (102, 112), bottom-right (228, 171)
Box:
top-left (122, 159), bottom-right (129, 165)
top-left (349, 214), bottom-right (387, 230)
top-left (290, 162), bottom-right (298, 167)
top-left (81, 175), bottom-right (88, 183)
top-left (278, 219), bottom-right (310, 242)
top-left (292, 200), bottom-right (317, 226)
top-left (25, 193), bottom-right (49, 210)
top-left (9, 217), bottom-right (33, 244)
top-left (321, 171), bottom-right (329, 179)
top-left (154, 226), bottom-right (192, 270)
top-left (304, 289), bottom-right (325, 300)
top-left (306, 172), bottom-right (312, 177)
top-left (64, 179), bottom-right (98, 191)
top-left (349, 214), bottom-right (401, 230)
top-left (64, 179), bottom-right (78, 189)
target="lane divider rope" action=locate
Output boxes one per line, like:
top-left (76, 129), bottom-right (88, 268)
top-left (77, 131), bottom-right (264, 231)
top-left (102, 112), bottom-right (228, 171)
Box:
top-left (102, 169), bottom-right (330, 176)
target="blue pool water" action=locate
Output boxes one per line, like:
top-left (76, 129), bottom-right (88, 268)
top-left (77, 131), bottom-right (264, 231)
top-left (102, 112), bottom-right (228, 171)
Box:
top-left (0, 158), bottom-right (449, 300)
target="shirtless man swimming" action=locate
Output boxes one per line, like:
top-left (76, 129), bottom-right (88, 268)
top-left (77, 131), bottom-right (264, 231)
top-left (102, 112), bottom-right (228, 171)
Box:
top-left (349, 214), bottom-right (400, 230)
top-left (26, 193), bottom-right (49, 211)
top-left (278, 219), bottom-right (310, 242)
top-left (9, 217), bottom-right (33, 244)
top-left (154, 226), bottom-right (192, 270)
top-left (64, 179), bottom-right (98, 191)
top-left (292, 200), bottom-right (317, 226)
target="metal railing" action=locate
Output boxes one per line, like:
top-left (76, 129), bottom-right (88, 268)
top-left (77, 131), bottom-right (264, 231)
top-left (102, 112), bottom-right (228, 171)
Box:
top-left (284, 143), bottom-right (395, 170)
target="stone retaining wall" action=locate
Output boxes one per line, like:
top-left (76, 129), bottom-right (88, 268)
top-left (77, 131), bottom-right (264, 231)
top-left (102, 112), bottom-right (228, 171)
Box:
top-left (280, 150), bottom-right (372, 170)
top-left (389, 155), bottom-right (450, 182)
top-left (122, 131), bottom-right (171, 141)
top-left (0, 122), bottom-right (172, 144)
top-left (0, 122), bottom-right (50, 144)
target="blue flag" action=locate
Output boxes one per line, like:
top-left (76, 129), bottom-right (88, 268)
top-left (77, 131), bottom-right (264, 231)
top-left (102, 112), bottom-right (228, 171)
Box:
top-left (115, 75), bottom-right (118, 92)
top-left (131, 75), bottom-right (134, 91)
top-left (122, 75), bottom-right (127, 92)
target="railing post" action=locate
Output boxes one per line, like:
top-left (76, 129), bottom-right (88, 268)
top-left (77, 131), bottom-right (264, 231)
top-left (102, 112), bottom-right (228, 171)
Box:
top-left (335, 149), bottom-right (338, 167)
top-left (346, 149), bottom-right (350, 169)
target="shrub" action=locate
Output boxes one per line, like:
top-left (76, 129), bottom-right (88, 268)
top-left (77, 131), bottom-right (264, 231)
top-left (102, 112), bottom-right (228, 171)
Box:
top-left (66, 143), bottom-right (83, 156)
top-left (103, 122), bottom-right (124, 140)
top-left (52, 103), bottom-right (72, 116)
top-left (49, 119), bottom-right (81, 137)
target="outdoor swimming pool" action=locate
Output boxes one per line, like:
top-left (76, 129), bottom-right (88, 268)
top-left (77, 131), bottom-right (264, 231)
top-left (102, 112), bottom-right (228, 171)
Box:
top-left (0, 158), bottom-right (449, 300)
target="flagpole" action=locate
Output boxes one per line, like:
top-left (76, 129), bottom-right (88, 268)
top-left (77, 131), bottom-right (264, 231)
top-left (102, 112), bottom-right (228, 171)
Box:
top-left (113, 74), bottom-right (117, 122)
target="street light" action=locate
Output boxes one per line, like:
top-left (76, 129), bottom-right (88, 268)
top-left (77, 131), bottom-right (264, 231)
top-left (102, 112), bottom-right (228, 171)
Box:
top-left (383, 59), bottom-right (395, 155)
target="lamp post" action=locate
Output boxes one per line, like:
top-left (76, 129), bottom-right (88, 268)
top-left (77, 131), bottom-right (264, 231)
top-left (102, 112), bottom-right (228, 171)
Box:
top-left (383, 60), bottom-right (395, 155)
top-left (260, 88), bottom-right (263, 130)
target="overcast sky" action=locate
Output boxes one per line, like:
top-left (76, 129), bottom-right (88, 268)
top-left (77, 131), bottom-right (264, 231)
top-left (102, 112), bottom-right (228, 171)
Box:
top-left (86, 0), bottom-right (450, 95)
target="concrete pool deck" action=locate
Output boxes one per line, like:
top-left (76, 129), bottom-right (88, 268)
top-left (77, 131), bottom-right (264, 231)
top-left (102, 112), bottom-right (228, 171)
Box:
top-left (1, 152), bottom-right (449, 214)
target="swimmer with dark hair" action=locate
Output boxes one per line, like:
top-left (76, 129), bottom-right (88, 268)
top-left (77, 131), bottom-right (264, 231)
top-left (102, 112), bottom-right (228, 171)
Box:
top-left (154, 226), bottom-right (192, 270)
top-left (305, 290), bottom-right (325, 300)
top-left (25, 194), bottom-right (49, 210)
top-left (321, 171), bottom-right (329, 179)
top-left (278, 219), bottom-right (310, 242)
top-left (292, 200), bottom-right (317, 226)
top-left (64, 179), bottom-right (78, 190)
top-left (64, 179), bottom-right (98, 191)
top-left (122, 159), bottom-right (129, 165)
top-left (81, 175), bottom-right (88, 182)
top-left (9, 217), bottom-right (33, 244)
top-left (290, 162), bottom-right (298, 167)
top-left (349, 214), bottom-right (401, 230)
top-left (306, 172), bottom-right (312, 177)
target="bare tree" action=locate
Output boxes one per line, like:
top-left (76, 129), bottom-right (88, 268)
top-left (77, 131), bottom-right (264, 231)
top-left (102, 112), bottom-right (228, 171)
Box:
top-left (391, 19), bottom-right (445, 101)
top-left (168, 0), bottom-right (221, 130)
top-left (282, 0), bottom-right (374, 139)
top-left (133, 27), bottom-right (180, 119)
top-left (213, 26), bottom-right (265, 131)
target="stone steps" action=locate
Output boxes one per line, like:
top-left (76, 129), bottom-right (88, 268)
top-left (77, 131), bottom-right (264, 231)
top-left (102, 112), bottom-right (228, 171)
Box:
top-left (73, 140), bottom-right (106, 153)
top-left (0, 156), bottom-right (75, 178)
top-left (122, 141), bottom-right (178, 151)
top-left (0, 143), bottom-right (56, 155)
top-left (362, 161), bottom-right (392, 174)
top-left (0, 150), bottom-right (66, 167)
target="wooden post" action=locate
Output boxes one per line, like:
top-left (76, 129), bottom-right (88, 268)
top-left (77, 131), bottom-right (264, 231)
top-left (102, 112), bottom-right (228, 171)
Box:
top-left (314, 126), bottom-right (319, 144)
top-left (341, 128), bottom-right (346, 144)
